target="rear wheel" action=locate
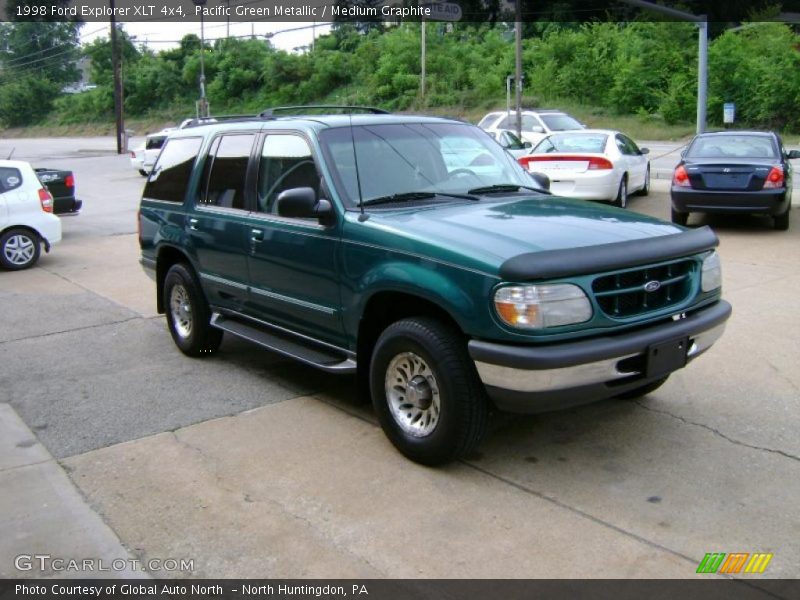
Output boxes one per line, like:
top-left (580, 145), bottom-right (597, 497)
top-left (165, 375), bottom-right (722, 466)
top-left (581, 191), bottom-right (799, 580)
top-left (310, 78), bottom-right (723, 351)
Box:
top-left (370, 317), bottom-right (488, 465)
top-left (774, 206), bottom-right (790, 231)
top-left (163, 263), bottom-right (223, 356)
top-left (614, 177), bottom-right (628, 208)
top-left (0, 228), bottom-right (40, 270)
top-left (671, 207), bottom-right (689, 226)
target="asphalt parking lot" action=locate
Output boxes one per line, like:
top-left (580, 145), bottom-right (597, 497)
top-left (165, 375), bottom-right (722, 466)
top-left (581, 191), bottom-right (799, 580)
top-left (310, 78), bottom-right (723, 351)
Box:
top-left (1, 136), bottom-right (799, 581)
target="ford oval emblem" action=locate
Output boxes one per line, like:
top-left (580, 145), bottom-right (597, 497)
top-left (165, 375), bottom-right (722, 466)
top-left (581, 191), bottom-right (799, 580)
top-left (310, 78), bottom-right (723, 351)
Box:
top-left (644, 280), bottom-right (662, 293)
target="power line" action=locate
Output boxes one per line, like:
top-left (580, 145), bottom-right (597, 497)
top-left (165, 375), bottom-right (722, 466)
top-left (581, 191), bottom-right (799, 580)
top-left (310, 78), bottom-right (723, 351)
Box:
top-left (1, 25), bottom-right (107, 66)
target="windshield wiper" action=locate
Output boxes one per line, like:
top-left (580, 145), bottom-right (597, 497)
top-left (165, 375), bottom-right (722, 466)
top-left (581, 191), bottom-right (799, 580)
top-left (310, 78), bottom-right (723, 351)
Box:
top-left (467, 183), bottom-right (543, 195)
top-left (360, 191), bottom-right (478, 207)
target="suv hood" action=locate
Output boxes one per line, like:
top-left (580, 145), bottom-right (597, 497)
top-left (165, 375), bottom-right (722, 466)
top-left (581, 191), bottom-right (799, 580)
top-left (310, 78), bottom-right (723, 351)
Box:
top-left (353, 196), bottom-right (684, 276)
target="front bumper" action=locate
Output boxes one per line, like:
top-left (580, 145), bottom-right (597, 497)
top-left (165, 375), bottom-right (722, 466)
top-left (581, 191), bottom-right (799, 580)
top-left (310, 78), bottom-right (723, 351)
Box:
top-left (469, 300), bottom-right (731, 413)
top-left (671, 188), bottom-right (788, 216)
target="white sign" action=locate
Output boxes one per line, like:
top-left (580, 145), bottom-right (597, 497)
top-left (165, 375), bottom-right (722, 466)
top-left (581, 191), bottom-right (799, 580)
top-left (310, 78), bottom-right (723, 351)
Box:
top-left (423, 2), bottom-right (463, 21)
top-left (723, 103), bottom-right (735, 124)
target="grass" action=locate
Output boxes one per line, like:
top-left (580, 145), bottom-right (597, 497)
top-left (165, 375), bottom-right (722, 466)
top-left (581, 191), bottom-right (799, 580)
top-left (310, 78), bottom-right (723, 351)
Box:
top-left (2, 96), bottom-right (795, 144)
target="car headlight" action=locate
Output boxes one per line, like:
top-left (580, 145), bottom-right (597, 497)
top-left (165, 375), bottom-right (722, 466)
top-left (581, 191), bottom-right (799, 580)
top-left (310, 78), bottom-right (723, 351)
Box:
top-left (494, 284), bottom-right (592, 329)
top-left (701, 252), bottom-right (722, 292)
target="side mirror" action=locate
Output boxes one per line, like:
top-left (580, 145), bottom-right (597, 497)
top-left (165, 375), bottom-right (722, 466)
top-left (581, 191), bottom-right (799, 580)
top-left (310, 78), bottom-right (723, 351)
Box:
top-left (787, 150), bottom-right (800, 160)
top-left (528, 171), bottom-right (550, 191)
top-left (276, 187), bottom-right (334, 223)
top-left (523, 141), bottom-right (532, 149)
top-left (640, 147), bottom-right (650, 155)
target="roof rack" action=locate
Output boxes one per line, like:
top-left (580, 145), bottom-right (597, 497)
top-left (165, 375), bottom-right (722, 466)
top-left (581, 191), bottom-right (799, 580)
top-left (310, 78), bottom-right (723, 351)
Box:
top-left (259, 105), bottom-right (390, 118)
top-left (179, 114), bottom-right (261, 129)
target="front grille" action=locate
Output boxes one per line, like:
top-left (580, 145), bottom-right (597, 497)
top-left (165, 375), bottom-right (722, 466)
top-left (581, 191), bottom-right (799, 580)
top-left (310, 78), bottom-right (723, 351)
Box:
top-left (592, 260), bottom-right (694, 318)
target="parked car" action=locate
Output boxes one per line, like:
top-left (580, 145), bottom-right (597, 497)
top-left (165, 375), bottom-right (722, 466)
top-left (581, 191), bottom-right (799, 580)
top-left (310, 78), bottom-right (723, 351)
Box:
top-left (486, 129), bottom-right (532, 159)
top-left (1, 159), bottom-right (62, 270)
top-left (671, 131), bottom-right (799, 230)
top-left (130, 128), bottom-right (174, 176)
top-left (35, 167), bottom-right (82, 214)
top-left (518, 130), bottom-right (650, 208)
top-left (478, 109), bottom-right (585, 145)
top-left (139, 107), bottom-right (730, 465)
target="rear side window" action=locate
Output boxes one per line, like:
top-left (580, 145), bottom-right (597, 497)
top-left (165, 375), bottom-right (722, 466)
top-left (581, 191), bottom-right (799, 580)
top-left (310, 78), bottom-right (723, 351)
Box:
top-left (143, 137), bottom-right (202, 203)
top-left (0, 167), bottom-right (23, 193)
top-left (199, 133), bottom-right (255, 210)
top-left (145, 135), bottom-right (167, 150)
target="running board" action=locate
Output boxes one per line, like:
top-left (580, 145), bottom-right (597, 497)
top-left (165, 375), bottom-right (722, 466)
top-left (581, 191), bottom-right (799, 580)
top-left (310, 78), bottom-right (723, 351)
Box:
top-left (210, 313), bottom-right (356, 374)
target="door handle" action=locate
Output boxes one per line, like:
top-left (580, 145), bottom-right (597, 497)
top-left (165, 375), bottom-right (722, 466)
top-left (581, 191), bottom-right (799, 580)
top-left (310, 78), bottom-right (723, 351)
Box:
top-left (188, 218), bottom-right (199, 231)
top-left (251, 228), bottom-right (264, 242)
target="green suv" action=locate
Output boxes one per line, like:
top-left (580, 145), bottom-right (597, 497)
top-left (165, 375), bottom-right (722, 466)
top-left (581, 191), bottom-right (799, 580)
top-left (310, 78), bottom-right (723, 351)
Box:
top-left (139, 107), bottom-right (731, 465)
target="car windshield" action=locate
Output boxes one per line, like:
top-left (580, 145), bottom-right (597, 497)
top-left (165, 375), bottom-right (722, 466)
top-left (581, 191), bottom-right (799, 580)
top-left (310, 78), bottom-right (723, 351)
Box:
top-left (540, 114), bottom-right (584, 131)
top-left (533, 133), bottom-right (608, 154)
top-left (318, 122), bottom-right (533, 207)
top-left (686, 135), bottom-right (777, 159)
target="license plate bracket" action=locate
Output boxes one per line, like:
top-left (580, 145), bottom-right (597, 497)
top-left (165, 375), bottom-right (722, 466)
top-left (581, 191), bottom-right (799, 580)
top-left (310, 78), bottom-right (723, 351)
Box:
top-left (646, 337), bottom-right (689, 378)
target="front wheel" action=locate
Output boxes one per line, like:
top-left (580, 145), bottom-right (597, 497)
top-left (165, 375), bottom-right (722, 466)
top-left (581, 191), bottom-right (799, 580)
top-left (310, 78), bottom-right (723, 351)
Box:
top-left (638, 166), bottom-right (650, 196)
top-left (370, 317), bottom-right (488, 465)
top-left (0, 228), bottom-right (40, 270)
top-left (163, 263), bottom-right (223, 357)
top-left (614, 177), bottom-right (628, 208)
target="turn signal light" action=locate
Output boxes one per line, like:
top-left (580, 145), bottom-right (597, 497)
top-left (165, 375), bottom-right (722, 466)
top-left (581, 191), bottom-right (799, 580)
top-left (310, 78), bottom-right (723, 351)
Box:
top-left (763, 166), bottom-right (784, 189)
top-left (38, 188), bottom-right (54, 213)
top-left (673, 165), bottom-right (691, 187)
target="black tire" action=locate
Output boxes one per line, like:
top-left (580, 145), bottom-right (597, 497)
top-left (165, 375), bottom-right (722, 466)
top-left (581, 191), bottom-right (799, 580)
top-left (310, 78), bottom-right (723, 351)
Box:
top-left (370, 317), bottom-right (488, 466)
top-left (0, 228), bottom-right (41, 271)
top-left (671, 207), bottom-right (689, 226)
top-left (139, 169), bottom-right (148, 177)
top-left (774, 206), bottom-right (790, 231)
top-left (163, 263), bottom-right (223, 357)
top-left (615, 376), bottom-right (669, 400)
top-left (613, 177), bottom-right (628, 208)
top-left (638, 166), bottom-right (650, 196)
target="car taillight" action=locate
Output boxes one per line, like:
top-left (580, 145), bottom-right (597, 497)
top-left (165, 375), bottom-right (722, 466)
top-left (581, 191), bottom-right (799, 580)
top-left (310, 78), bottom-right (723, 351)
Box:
top-left (64, 174), bottom-right (74, 188)
top-left (38, 188), bottom-right (53, 213)
top-left (672, 165), bottom-right (691, 188)
top-left (518, 155), bottom-right (613, 170)
top-left (763, 166), bottom-right (784, 189)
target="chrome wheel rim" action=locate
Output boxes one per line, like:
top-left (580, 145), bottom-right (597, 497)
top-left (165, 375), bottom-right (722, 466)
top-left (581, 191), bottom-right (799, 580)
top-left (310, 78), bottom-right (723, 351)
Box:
top-left (385, 352), bottom-right (441, 438)
top-left (169, 284), bottom-right (193, 339)
top-left (3, 234), bottom-right (36, 266)
top-left (619, 181), bottom-right (627, 208)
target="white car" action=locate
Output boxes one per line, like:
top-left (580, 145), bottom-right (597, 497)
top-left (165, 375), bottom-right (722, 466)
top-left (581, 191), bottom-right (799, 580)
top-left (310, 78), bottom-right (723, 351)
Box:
top-left (478, 109), bottom-right (585, 145)
top-left (486, 129), bottom-right (532, 159)
top-left (518, 129), bottom-right (651, 208)
top-left (130, 128), bottom-right (173, 176)
top-left (0, 159), bottom-right (62, 270)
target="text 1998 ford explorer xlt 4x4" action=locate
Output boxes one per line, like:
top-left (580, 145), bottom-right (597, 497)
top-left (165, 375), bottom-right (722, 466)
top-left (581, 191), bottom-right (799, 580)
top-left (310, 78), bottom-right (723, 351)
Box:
top-left (138, 108), bottom-right (731, 465)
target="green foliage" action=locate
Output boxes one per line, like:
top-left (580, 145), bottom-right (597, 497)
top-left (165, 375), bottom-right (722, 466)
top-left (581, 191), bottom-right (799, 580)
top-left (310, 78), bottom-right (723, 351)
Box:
top-left (0, 21), bottom-right (81, 85)
top-left (6, 21), bottom-right (800, 134)
top-left (0, 75), bottom-right (59, 126)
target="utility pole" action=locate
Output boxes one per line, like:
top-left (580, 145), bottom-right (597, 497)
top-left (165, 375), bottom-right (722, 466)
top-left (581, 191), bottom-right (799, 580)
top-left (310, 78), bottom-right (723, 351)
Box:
top-left (192, 0), bottom-right (209, 117)
top-left (110, 0), bottom-right (123, 154)
top-left (421, 19), bottom-right (426, 98)
top-left (620, 0), bottom-right (707, 134)
top-left (514, 1), bottom-right (522, 138)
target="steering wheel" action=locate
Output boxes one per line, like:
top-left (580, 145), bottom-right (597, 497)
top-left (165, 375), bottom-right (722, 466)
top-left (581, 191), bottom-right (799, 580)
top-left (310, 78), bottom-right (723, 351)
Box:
top-left (449, 168), bottom-right (478, 179)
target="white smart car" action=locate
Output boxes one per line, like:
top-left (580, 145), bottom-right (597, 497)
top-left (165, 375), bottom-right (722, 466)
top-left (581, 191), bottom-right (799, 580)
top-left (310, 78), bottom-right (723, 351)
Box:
top-left (130, 128), bottom-right (174, 176)
top-left (0, 159), bottom-right (62, 270)
top-left (518, 129), bottom-right (651, 208)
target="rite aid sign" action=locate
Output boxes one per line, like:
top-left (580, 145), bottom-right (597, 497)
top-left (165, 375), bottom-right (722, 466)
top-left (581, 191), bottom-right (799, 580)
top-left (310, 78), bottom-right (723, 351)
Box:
top-left (423, 2), bottom-right (463, 21)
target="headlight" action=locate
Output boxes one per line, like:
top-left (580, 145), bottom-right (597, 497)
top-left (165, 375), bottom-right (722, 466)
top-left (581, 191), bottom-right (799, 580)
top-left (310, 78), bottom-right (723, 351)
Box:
top-left (701, 252), bottom-right (722, 292)
top-left (494, 284), bottom-right (592, 329)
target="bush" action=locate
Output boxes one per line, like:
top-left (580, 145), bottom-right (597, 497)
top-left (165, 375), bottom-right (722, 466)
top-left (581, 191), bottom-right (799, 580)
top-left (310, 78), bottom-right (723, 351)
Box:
top-left (0, 76), bottom-right (60, 127)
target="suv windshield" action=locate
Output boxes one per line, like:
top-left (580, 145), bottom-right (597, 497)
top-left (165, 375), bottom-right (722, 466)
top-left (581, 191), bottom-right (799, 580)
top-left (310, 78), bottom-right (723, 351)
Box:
top-left (540, 114), bottom-right (584, 131)
top-left (319, 122), bottom-right (532, 207)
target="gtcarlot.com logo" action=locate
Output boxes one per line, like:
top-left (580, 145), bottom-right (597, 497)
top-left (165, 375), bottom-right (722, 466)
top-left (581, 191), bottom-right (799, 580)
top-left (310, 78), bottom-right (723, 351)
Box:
top-left (15, 554), bottom-right (194, 573)
top-left (696, 552), bottom-right (773, 574)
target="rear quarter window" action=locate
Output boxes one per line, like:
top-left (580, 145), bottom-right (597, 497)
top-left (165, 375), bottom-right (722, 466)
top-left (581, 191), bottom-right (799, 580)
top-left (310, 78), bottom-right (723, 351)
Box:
top-left (143, 137), bottom-right (203, 203)
top-left (0, 167), bottom-right (23, 193)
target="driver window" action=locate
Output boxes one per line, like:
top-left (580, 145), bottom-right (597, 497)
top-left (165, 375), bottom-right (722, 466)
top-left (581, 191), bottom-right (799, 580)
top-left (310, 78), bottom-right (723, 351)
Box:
top-left (258, 135), bottom-right (319, 214)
